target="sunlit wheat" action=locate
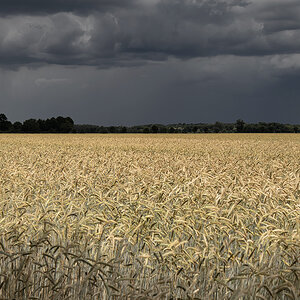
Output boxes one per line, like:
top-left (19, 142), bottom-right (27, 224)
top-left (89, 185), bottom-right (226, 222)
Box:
top-left (0, 133), bottom-right (299, 299)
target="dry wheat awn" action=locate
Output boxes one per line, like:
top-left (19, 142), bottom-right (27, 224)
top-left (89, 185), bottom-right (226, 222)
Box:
top-left (0, 133), bottom-right (299, 299)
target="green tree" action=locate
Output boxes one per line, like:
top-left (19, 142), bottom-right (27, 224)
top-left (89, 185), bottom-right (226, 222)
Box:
top-left (56, 116), bottom-right (74, 133)
top-left (0, 113), bottom-right (12, 131)
top-left (214, 122), bottom-right (225, 133)
top-left (168, 127), bottom-right (175, 133)
top-left (22, 119), bottom-right (40, 133)
top-left (13, 122), bottom-right (23, 132)
top-left (236, 119), bottom-right (245, 133)
top-left (108, 126), bottom-right (116, 133)
top-left (0, 113), bottom-right (7, 123)
top-left (151, 125), bottom-right (158, 133)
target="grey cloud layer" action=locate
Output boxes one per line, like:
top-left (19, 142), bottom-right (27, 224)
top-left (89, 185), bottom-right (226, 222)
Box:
top-left (3, 56), bottom-right (300, 125)
top-left (0, 0), bottom-right (135, 16)
top-left (1, 0), bottom-right (300, 68)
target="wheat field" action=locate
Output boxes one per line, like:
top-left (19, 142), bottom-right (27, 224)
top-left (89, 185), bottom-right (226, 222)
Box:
top-left (0, 134), bottom-right (299, 299)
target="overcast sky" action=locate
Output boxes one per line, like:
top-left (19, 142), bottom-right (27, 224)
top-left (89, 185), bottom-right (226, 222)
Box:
top-left (0, 0), bottom-right (300, 125)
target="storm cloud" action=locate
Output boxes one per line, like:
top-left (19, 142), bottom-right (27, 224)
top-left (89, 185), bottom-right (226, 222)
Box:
top-left (1, 0), bottom-right (300, 68)
top-left (0, 0), bottom-right (135, 16)
top-left (0, 0), bottom-right (299, 124)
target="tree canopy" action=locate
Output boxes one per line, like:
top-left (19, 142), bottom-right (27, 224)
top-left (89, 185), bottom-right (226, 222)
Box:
top-left (0, 114), bottom-right (299, 134)
top-left (0, 114), bottom-right (74, 133)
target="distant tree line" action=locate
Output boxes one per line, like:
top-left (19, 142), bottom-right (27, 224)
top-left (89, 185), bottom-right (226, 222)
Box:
top-left (1, 113), bottom-right (299, 133)
top-left (74, 119), bottom-right (300, 134)
top-left (0, 114), bottom-right (74, 133)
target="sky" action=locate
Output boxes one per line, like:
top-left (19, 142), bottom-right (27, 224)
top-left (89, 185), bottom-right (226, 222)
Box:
top-left (0, 0), bottom-right (300, 125)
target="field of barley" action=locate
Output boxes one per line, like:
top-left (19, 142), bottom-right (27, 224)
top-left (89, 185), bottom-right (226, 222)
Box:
top-left (0, 133), bottom-right (299, 299)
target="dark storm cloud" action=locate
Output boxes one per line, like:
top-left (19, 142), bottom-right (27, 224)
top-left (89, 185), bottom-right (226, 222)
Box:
top-left (1, 0), bottom-right (300, 68)
top-left (0, 0), bottom-right (134, 16)
top-left (1, 0), bottom-right (299, 126)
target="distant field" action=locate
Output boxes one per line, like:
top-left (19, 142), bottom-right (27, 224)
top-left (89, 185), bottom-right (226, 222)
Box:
top-left (0, 134), bottom-right (299, 299)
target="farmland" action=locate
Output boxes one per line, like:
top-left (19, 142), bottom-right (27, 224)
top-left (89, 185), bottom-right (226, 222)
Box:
top-left (0, 134), bottom-right (299, 299)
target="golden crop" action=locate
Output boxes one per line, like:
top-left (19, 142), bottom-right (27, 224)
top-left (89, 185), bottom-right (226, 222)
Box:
top-left (0, 134), bottom-right (299, 299)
